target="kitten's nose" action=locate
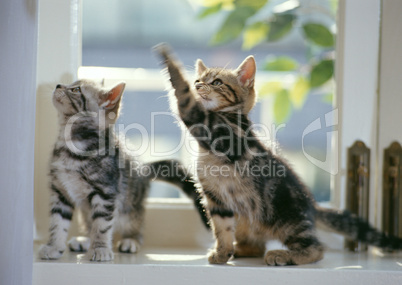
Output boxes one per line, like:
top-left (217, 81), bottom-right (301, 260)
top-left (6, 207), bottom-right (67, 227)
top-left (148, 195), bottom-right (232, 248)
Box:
top-left (195, 83), bottom-right (203, 90)
top-left (56, 84), bottom-right (62, 89)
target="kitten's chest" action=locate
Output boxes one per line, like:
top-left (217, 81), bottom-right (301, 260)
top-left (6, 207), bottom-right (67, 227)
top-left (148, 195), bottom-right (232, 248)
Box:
top-left (197, 154), bottom-right (260, 216)
top-left (51, 157), bottom-right (93, 202)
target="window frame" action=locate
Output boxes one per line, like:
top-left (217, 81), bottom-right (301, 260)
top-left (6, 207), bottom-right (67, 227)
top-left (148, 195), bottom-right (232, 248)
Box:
top-left (334, 0), bottom-right (382, 227)
top-left (33, 0), bottom-right (398, 252)
top-left (30, 0), bottom-right (402, 283)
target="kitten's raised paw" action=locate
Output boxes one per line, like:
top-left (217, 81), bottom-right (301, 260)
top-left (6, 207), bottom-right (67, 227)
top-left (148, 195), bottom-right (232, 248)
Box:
top-left (153, 43), bottom-right (171, 61)
top-left (117, 238), bottom-right (140, 253)
top-left (264, 250), bottom-right (292, 266)
top-left (38, 244), bottom-right (65, 260)
top-left (208, 249), bottom-right (233, 264)
top-left (68, 236), bottom-right (90, 252)
top-left (87, 247), bottom-right (114, 262)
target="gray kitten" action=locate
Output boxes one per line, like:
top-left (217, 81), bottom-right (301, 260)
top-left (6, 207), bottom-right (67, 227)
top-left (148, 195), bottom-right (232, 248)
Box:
top-left (39, 80), bottom-right (208, 261)
top-left (156, 44), bottom-right (402, 266)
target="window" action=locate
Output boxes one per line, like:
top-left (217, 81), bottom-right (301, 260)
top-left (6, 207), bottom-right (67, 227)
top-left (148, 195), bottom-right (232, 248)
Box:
top-left (80, 0), bottom-right (337, 201)
top-left (34, 0), bottom-right (341, 247)
top-left (29, 0), bottom-right (402, 283)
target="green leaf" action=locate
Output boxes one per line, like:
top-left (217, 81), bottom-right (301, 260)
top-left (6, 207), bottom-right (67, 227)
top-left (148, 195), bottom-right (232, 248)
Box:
top-left (264, 56), bottom-right (298, 71)
top-left (310, 59), bottom-right (334, 88)
top-left (210, 6), bottom-right (256, 45)
top-left (267, 14), bottom-right (296, 42)
top-left (273, 89), bottom-right (292, 123)
top-left (273, 0), bottom-right (300, 14)
top-left (242, 22), bottom-right (269, 50)
top-left (236, 0), bottom-right (268, 10)
top-left (329, 0), bottom-right (338, 15)
top-left (209, 0), bottom-right (268, 45)
top-left (198, 3), bottom-right (223, 19)
top-left (303, 23), bottom-right (334, 47)
top-left (290, 76), bottom-right (309, 108)
top-left (259, 81), bottom-right (283, 98)
top-left (199, 0), bottom-right (234, 9)
top-left (322, 93), bottom-right (333, 104)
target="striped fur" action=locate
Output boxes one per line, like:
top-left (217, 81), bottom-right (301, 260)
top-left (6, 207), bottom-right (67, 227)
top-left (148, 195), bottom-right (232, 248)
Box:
top-left (156, 44), bottom-right (402, 266)
top-left (39, 80), bottom-right (207, 262)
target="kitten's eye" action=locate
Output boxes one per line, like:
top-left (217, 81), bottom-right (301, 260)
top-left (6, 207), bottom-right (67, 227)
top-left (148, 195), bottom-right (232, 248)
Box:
top-left (71, 87), bottom-right (81, 93)
top-left (211, 79), bottom-right (222, 86)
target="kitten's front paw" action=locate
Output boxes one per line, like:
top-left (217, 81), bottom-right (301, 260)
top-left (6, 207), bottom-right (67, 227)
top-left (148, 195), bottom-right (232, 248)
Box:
top-left (38, 244), bottom-right (65, 260)
top-left (117, 238), bottom-right (140, 253)
top-left (68, 236), bottom-right (90, 252)
top-left (264, 250), bottom-right (292, 266)
top-left (87, 247), bottom-right (114, 262)
top-left (208, 249), bottom-right (233, 264)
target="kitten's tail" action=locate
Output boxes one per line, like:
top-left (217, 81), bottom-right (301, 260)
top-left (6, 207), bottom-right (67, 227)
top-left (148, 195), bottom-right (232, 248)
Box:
top-left (315, 206), bottom-right (402, 250)
top-left (143, 159), bottom-right (210, 229)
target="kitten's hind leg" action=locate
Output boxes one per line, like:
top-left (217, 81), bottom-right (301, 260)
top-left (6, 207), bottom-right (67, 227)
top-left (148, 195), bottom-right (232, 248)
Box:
top-left (117, 238), bottom-right (142, 254)
top-left (265, 221), bottom-right (324, 266)
top-left (116, 214), bottom-right (143, 254)
top-left (234, 217), bottom-right (265, 257)
top-left (68, 236), bottom-right (90, 252)
top-left (68, 207), bottom-right (91, 252)
top-left (234, 241), bottom-right (266, 258)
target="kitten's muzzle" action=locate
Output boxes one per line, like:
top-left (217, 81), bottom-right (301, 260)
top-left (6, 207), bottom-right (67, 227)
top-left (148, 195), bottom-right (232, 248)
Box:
top-left (195, 83), bottom-right (211, 100)
top-left (53, 90), bottom-right (63, 100)
top-left (197, 92), bottom-right (210, 101)
top-left (53, 85), bottom-right (65, 102)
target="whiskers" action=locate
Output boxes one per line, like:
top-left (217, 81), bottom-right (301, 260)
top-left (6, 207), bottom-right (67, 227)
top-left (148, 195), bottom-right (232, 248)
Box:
top-left (223, 61), bottom-right (232, 70)
top-left (156, 93), bottom-right (170, 101)
top-left (216, 86), bottom-right (224, 93)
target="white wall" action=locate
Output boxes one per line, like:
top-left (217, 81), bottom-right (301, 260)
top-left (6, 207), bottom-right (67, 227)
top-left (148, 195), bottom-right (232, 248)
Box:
top-left (0, 1), bottom-right (38, 285)
top-left (34, 0), bottom-right (81, 241)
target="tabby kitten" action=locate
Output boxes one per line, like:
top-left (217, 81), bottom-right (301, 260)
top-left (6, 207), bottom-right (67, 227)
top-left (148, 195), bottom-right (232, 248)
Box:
top-left (156, 44), bottom-right (402, 266)
top-left (39, 80), bottom-right (207, 262)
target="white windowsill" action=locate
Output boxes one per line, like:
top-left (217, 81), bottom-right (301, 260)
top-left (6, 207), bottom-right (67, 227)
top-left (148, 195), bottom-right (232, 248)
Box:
top-left (33, 244), bottom-right (402, 285)
top-left (33, 200), bottom-right (402, 284)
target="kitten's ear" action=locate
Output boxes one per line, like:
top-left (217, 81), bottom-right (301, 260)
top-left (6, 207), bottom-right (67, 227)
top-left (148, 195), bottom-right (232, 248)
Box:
top-left (236, 56), bottom-right (256, 88)
top-left (196, 59), bottom-right (207, 76)
top-left (101, 82), bottom-right (126, 110)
